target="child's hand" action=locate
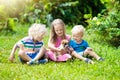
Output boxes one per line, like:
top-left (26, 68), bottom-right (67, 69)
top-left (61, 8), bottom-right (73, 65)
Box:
top-left (9, 55), bottom-right (15, 62)
top-left (57, 48), bottom-right (63, 52)
top-left (69, 47), bottom-right (74, 51)
top-left (57, 48), bottom-right (65, 54)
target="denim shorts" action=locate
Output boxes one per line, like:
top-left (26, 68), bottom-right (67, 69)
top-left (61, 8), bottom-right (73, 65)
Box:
top-left (19, 51), bottom-right (45, 63)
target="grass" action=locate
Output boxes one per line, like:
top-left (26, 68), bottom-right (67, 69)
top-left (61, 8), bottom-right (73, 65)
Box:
top-left (0, 24), bottom-right (120, 80)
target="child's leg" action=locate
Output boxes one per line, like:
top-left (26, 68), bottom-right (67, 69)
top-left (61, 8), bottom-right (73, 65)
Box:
top-left (71, 51), bottom-right (86, 61)
top-left (27, 47), bottom-right (48, 65)
top-left (84, 48), bottom-right (101, 60)
top-left (46, 50), bottom-right (57, 61)
top-left (33, 47), bottom-right (46, 61)
top-left (57, 54), bottom-right (71, 61)
top-left (71, 51), bottom-right (94, 64)
top-left (18, 50), bottom-right (32, 62)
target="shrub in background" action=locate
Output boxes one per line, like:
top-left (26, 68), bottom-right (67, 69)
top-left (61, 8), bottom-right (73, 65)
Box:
top-left (20, 0), bottom-right (105, 26)
top-left (87, 1), bottom-right (120, 47)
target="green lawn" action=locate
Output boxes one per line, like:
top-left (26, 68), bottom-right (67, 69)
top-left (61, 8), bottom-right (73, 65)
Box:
top-left (0, 24), bottom-right (120, 80)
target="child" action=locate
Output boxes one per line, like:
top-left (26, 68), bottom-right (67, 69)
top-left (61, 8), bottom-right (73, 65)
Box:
top-left (46, 19), bottom-right (71, 62)
top-left (69, 25), bottom-right (104, 63)
top-left (9, 23), bottom-right (48, 65)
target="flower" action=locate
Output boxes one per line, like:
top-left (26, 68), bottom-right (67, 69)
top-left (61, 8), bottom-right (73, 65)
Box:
top-left (93, 17), bottom-right (97, 21)
top-left (96, 21), bottom-right (100, 25)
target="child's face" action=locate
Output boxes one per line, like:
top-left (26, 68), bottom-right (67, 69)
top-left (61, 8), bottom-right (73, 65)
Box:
top-left (54, 25), bottom-right (64, 37)
top-left (72, 32), bottom-right (83, 43)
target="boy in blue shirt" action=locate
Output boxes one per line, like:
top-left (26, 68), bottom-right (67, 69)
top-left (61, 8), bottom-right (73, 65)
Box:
top-left (69, 25), bottom-right (104, 63)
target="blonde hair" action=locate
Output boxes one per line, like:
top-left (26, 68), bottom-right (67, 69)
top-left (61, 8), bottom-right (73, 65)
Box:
top-left (50, 19), bottom-right (66, 43)
top-left (71, 25), bottom-right (85, 34)
top-left (28, 23), bottom-right (47, 38)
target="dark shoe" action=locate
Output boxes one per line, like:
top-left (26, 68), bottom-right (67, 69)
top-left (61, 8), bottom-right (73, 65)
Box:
top-left (98, 57), bottom-right (104, 61)
top-left (27, 59), bottom-right (36, 65)
top-left (37, 59), bottom-right (48, 64)
top-left (85, 58), bottom-right (94, 64)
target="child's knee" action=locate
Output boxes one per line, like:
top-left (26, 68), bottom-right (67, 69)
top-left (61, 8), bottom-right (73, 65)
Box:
top-left (70, 51), bottom-right (75, 56)
top-left (46, 51), bottom-right (57, 61)
top-left (84, 48), bottom-right (92, 53)
top-left (42, 46), bottom-right (46, 51)
top-left (18, 50), bottom-right (25, 57)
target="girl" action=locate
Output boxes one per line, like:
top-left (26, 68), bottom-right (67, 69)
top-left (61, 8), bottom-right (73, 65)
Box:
top-left (47, 19), bottom-right (94, 63)
top-left (46, 19), bottom-right (71, 62)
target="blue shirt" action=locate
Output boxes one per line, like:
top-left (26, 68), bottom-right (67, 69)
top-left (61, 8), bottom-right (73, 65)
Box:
top-left (69, 39), bottom-right (89, 52)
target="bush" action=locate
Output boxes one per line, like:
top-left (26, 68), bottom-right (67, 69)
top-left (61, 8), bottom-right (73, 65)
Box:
top-left (20, 0), bottom-right (105, 26)
top-left (87, 1), bottom-right (120, 47)
top-left (50, 0), bottom-right (105, 26)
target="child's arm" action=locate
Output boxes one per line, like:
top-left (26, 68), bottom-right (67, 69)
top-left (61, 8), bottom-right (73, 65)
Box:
top-left (34, 46), bottom-right (46, 61)
top-left (9, 44), bottom-right (18, 62)
top-left (48, 40), bottom-right (61, 52)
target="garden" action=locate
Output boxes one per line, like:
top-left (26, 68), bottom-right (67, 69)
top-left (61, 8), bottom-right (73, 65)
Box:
top-left (0, 0), bottom-right (120, 80)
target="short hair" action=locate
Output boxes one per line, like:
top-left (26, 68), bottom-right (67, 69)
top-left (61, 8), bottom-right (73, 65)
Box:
top-left (71, 25), bottom-right (85, 34)
top-left (28, 23), bottom-right (47, 38)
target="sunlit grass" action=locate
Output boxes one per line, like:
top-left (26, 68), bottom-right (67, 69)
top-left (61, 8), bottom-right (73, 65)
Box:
top-left (0, 24), bottom-right (120, 80)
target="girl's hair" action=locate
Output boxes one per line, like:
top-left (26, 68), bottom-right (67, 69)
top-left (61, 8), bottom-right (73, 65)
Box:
top-left (50, 19), bottom-right (66, 43)
top-left (71, 25), bottom-right (85, 34)
top-left (28, 23), bottom-right (47, 38)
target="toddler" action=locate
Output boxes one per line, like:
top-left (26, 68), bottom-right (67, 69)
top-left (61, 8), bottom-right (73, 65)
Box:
top-left (9, 23), bottom-right (48, 65)
top-left (69, 25), bottom-right (104, 63)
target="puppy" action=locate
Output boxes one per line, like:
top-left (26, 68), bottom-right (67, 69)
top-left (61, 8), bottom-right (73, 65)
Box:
top-left (56, 39), bottom-right (73, 56)
top-left (59, 39), bottom-right (69, 50)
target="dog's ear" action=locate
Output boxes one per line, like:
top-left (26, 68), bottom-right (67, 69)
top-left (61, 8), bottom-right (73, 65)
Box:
top-left (62, 39), bottom-right (68, 43)
top-left (61, 39), bottom-right (66, 44)
top-left (61, 40), bottom-right (64, 44)
top-left (64, 40), bottom-right (69, 47)
top-left (65, 40), bottom-right (68, 43)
